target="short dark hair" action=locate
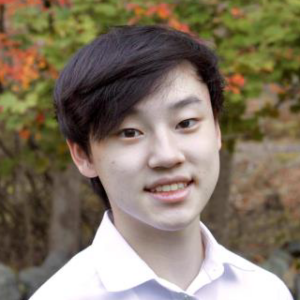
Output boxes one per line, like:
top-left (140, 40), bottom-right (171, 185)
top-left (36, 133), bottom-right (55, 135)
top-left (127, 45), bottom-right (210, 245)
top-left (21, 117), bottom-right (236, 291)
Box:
top-left (54, 25), bottom-right (225, 209)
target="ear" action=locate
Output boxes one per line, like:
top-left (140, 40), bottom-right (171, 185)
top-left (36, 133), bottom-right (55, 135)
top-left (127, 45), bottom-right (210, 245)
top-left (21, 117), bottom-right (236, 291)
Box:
top-left (215, 120), bottom-right (222, 151)
top-left (66, 140), bottom-right (98, 178)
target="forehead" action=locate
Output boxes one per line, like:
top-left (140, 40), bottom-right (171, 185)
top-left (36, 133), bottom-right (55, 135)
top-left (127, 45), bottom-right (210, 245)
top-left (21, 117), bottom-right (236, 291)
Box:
top-left (128, 61), bottom-right (211, 116)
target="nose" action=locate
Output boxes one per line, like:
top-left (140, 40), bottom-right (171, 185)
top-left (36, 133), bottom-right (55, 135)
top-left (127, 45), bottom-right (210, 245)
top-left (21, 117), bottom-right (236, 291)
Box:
top-left (148, 130), bottom-right (185, 169)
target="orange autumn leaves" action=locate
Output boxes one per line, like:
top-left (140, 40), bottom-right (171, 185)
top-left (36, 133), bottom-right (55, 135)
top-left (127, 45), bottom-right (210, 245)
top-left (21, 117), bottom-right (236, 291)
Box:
top-left (0, 0), bottom-right (70, 15)
top-left (225, 73), bottom-right (246, 94)
top-left (0, 33), bottom-right (57, 92)
top-left (125, 2), bottom-right (245, 96)
top-left (18, 112), bottom-right (45, 141)
top-left (225, 74), bottom-right (288, 96)
top-left (0, 2), bottom-right (54, 142)
top-left (126, 3), bottom-right (190, 33)
top-left (230, 7), bottom-right (244, 19)
top-left (0, 0), bottom-right (66, 93)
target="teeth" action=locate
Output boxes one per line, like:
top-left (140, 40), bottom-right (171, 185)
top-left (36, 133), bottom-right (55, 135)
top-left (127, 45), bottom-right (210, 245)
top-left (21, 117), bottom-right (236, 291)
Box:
top-left (150, 182), bottom-right (188, 193)
top-left (162, 185), bottom-right (170, 192)
top-left (178, 183), bottom-right (185, 189)
top-left (171, 184), bottom-right (177, 191)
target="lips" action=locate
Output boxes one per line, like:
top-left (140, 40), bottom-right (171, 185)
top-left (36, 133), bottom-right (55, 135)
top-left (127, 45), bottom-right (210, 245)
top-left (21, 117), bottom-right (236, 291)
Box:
top-left (145, 179), bottom-right (193, 203)
top-left (144, 176), bottom-right (194, 204)
top-left (149, 182), bottom-right (188, 193)
top-left (144, 176), bottom-right (193, 191)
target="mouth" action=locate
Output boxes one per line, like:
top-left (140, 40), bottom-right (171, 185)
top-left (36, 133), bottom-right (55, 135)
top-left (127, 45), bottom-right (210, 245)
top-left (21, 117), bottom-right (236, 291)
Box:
top-left (144, 180), bottom-right (194, 203)
top-left (145, 180), bottom-right (193, 193)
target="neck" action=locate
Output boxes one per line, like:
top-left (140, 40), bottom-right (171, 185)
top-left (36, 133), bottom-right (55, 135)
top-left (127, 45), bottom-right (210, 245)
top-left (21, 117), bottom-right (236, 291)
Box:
top-left (112, 213), bottom-right (204, 291)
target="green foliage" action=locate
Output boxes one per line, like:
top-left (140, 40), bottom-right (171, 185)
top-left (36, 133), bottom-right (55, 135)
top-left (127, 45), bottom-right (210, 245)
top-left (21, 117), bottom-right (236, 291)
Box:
top-left (0, 157), bottom-right (16, 177)
top-left (0, 0), bottom-right (130, 179)
top-left (0, 1), bottom-right (299, 270)
top-left (173, 0), bottom-right (300, 149)
top-left (0, 0), bottom-right (299, 182)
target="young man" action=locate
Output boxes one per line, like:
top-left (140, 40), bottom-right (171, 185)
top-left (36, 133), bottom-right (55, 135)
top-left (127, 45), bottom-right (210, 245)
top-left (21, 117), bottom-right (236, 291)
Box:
top-left (30, 25), bottom-right (293, 299)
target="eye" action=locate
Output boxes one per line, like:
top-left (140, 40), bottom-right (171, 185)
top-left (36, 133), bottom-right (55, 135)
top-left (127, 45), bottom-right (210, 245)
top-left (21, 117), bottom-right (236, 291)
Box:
top-left (176, 119), bottom-right (198, 129)
top-left (118, 128), bottom-right (143, 138)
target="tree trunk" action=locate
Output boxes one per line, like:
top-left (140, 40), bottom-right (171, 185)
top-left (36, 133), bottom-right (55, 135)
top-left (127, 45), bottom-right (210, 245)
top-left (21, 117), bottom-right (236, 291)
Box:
top-left (48, 164), bottom-right (82, 256)
top-left (202, 149), bottom-right (233, 245)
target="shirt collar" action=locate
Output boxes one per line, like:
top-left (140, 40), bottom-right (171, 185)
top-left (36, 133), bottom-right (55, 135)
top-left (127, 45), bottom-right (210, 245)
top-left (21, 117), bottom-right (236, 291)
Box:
top-left (199, 222), bottom-right (255, 273)
top-left (91, 210), bottom-right (157, 292)
top-left (91, 210), bottom-right (255, 292)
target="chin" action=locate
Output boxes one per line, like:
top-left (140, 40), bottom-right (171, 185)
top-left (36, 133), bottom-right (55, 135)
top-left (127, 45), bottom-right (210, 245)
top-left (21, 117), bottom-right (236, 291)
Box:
top-left (148, 210), bottom-right (200, 232)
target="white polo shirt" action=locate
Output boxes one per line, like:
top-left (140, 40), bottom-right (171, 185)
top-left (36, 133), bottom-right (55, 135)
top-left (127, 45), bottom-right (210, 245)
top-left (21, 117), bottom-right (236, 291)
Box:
top-left (30, 210), bottom-right (294, 300)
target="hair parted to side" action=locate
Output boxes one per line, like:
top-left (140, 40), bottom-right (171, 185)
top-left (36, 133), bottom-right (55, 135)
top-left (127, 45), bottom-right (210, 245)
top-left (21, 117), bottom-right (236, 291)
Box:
top-left (54, 25), bottom-right (225, 209)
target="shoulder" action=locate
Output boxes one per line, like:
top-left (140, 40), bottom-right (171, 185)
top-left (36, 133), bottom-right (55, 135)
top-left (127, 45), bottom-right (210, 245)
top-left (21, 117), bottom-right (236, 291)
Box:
top-left (220, 246), bottom-right (293, 299)
top-left (29, 246), bottom-right (104, 300)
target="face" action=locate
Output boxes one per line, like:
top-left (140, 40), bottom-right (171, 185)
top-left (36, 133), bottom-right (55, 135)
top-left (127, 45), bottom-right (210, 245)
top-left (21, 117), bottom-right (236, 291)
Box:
top-left (70, 61), bottom-right (221, 234)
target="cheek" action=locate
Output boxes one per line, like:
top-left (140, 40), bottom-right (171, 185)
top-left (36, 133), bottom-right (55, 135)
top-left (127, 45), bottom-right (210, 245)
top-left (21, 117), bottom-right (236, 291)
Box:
top-left (186, 134), bottom-right (219, 159)
top-left (185, 131), bottom-right (220, 178)
top-left (97, 149), bottom-right (146, 192)
top-left (96, 161), bottom-right (129, 202)
top-left (113, 149), bottom-right (146, 175)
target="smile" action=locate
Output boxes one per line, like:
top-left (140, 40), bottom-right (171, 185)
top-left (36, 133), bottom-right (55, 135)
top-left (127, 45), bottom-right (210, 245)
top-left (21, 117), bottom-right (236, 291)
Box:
top-left (149, 182), bottom-right (188, 193)
top-left (145, 180), bottom-right (193, 204)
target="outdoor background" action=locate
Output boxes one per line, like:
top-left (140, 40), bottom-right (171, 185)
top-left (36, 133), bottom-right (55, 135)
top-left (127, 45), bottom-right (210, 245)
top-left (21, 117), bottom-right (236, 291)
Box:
top-left (0, 0), bottom-right (299, 299)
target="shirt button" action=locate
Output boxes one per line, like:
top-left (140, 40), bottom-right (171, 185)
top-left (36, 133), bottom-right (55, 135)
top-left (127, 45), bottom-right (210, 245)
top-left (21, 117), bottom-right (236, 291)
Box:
top-left (177, 293), bottom-right (193, 300)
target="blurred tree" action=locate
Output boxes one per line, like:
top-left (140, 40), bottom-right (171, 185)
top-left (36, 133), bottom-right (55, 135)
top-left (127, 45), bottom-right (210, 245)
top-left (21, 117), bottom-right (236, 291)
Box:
top-left (0, 0), bottom-right (299, 266)
top-left (0, 0), bottom-right (131, 266)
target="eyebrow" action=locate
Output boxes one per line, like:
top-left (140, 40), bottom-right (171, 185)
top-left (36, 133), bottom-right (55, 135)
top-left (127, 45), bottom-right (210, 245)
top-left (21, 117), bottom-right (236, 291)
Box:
top-left (170, 96), bottom-right (202, 111)
top-left (128, 96), bottom-right (203, 116)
